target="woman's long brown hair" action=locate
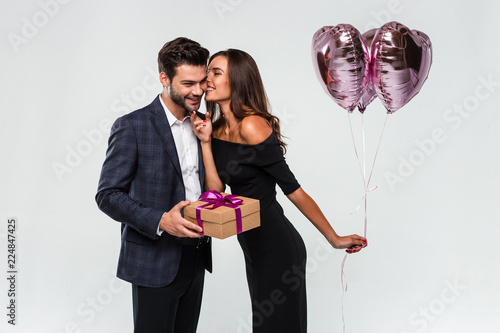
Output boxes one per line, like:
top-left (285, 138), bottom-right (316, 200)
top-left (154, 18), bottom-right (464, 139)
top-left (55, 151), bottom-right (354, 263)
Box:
top-left (206, 49), bottom-right (287, 154)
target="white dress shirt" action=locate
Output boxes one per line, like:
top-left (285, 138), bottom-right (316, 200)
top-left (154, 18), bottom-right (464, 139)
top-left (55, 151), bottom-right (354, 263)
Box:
top-left (157, 96), bottom-right (202, 234)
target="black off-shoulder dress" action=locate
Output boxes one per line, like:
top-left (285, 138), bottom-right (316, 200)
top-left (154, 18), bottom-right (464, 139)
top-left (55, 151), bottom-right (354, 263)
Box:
top-left (212, 132), bottom-right (307, 333)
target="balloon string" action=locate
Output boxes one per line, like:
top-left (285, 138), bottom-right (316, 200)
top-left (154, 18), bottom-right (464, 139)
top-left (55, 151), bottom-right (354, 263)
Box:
top-left (363, 113), bottom-right (389, 237)
top-left (347, 113), bottom-right (375, 219)
top-left (365, 114), bottom-right (389, 199)
top-left (347, 113), bottom-right (389, 235)
top-left (362, 114), bottom-right (367, 182)
top-left (348, 113), bottom-right (367, 188)
top-left (349, 186), bottom-right (378, 217)
top-left (342, 112), bottom-right (390, 333)
top-left (341, 253), bottom-right (348, 333)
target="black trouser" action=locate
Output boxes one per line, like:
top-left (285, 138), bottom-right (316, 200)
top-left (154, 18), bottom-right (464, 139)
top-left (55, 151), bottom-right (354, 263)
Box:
top-left (132, 243), bottom-right (207, 333)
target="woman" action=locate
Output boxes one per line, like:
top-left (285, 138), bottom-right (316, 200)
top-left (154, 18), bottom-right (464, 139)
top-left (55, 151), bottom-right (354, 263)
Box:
top-left (192, 49), bottom-right (367, 332)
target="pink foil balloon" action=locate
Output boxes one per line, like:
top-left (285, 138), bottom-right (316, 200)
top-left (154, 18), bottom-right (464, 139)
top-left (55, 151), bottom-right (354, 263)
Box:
top-left (371, 21), bottom-right (432, 113)
top-left (357, 29), bottom-right (378, 113)
top-left (312, 24), bottom-right (370, 112)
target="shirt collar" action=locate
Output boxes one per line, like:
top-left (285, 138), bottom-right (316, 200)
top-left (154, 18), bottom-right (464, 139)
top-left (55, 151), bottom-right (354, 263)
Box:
top-left (159, 94), bottom-right (190, 127)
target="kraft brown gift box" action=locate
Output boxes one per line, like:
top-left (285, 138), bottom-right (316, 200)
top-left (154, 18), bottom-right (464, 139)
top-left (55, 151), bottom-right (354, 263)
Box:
top-left (184, 193), bottom-right (260, 239)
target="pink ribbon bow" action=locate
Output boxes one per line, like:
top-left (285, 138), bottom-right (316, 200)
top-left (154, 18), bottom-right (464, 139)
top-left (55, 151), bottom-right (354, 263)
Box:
top-left (195, 190), bottom-right (243, 236)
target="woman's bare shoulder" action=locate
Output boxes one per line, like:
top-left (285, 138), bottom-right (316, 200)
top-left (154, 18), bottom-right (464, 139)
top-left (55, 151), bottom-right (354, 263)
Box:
top-left (240, 116), bottom-right (272, 144)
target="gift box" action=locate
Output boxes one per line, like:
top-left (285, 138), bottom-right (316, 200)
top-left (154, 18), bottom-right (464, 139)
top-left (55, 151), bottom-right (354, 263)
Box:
top-left (184, 191), bottom-right (260, 239)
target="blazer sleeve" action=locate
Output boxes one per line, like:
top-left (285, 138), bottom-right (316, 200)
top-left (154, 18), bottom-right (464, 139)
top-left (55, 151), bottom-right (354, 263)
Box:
top-left (95, 116), bottom-right (163, 240)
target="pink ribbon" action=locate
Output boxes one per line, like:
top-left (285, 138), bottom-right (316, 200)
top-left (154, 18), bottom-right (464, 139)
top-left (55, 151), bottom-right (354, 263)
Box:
top-left (195, 190), bottom-right (243, 236)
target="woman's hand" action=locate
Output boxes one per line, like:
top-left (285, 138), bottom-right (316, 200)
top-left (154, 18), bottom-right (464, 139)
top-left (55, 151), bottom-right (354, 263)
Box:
top-left (287, 188), bottom-right (368, 254)
top-left (191, 111), bottom-right (212, 143)
top-left (329, 234), bottom-right (367, 254)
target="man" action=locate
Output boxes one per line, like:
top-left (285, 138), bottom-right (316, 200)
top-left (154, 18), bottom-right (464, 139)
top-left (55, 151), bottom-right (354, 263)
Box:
top-left (95, 37), bottom-right (210, 333)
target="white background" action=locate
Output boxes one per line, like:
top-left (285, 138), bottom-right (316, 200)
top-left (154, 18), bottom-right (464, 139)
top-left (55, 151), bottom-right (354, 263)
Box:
top-left (1, 0), bottom-right (499, 332)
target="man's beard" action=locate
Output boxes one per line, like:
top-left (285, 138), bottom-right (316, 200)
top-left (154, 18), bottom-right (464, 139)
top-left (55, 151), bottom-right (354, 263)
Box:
top-left (170, 85), bottom-right (199, 113)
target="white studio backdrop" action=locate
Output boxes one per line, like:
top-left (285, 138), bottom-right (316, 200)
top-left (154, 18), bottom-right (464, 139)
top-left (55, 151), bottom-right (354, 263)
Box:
top-left (1, 0), bottom-right (499, 332)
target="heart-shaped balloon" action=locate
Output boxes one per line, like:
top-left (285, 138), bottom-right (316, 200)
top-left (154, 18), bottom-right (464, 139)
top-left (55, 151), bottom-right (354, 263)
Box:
top-left (311, 24), bottom-right (370, 112)
top-left (356, 29), bottom-right (378, 113)
top-left (371, 21), bottom-right (432, 113)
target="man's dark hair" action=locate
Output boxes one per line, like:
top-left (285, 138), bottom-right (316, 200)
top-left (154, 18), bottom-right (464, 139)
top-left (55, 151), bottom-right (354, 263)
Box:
top-left (158, 37), bottom-right (209, 82)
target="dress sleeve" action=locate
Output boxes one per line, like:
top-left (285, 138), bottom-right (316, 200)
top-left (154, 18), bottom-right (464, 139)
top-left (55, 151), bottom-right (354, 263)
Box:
top-left (253, 134), bottom-right (300, 195)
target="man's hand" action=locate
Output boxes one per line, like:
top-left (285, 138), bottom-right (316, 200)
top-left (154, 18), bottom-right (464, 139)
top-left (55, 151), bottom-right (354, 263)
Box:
top-left (160, 201), bottom-right (203, 238)
top-left (191, 111), bottom-right (212, 143)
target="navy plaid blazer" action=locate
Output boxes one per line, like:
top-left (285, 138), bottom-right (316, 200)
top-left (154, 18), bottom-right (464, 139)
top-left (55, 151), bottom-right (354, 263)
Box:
top-left (96, 96), bottom-right (211, 287)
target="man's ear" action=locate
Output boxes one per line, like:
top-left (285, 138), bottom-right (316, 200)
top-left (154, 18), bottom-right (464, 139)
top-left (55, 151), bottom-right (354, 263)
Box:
top-left (159, 72), bottom-right (170, 88)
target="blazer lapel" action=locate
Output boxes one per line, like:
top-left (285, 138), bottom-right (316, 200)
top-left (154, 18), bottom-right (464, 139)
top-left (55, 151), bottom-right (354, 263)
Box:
top-left (149, 96), bottom-right (182, 179)
top-left (197, 139), bottom-right (205, 190)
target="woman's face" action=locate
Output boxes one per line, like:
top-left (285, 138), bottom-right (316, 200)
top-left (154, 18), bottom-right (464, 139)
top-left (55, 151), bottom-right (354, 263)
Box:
top-left (205, 55), bottom-right (231, 104)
